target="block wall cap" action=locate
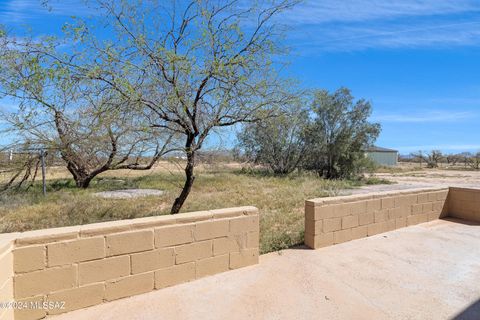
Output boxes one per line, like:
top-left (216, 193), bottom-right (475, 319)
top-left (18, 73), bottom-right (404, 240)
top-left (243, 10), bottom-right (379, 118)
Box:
top-left (307, 187), bottom-right (449, 207)
top-left (3, 207), bottom-right (259, 247)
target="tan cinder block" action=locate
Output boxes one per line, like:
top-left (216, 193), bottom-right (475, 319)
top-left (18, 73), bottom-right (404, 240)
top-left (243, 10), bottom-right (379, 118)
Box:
top-left (388, 207), bottom-right (403, 220)
top-left (333, 204), bottom-right (350, 217)
top-left (451, 189), bottom-right (477, 202)
top-left (246, 232), bottom-right (259, 248)
top-left (450, 199), bottom-right (470, 214)
top-left (366, 199), bottom-right (381, 212)
top-left (14, 226), bottom-right (79, 247)
top-left (13, 246), bottom-right (45, 273)
top-left (368, 222), bottom-right (388, 236)
top-left (230, 248), bottom-right (258, 269)
top-left (350, 202), bottom-right (367, 215)
top-left (196, 254), bottom-right (229, 278)
top-left (436, 190), bottom-right (448, 201)
top-left (408, 194), bottom-right (419, 204)
top-left (194, 220), bottom-right (229, 241)
top-left (313, 206), bottom-right (335, 219)
top-left (427, 192), bottom-right (437, 202)
top-left (334, 229), bottom-right (352, 244)
top-left (305, 205), bottom-right (316, 221)
top-left (14, 295), bottom-right (46, 320)
top-left (155, 224), bottom-right (194, 248)
top-left (209, 206), bottom-right (258, 219)
top-left (230, 216), bottom-right (259, 234)
top-left (427, 212), bottom-right (438, 221)
top-left (48, 237), bottom-right (105, 267)
top-left (0, 251), bottom-right (13, 287)
top-left (386, 219), bottom-right (396, 231)
top-left (105, 272), bottom-right (154, 301)
top-left (359, 212), bottom-right (374, 226)
top-left (175, 241), bottom-right (212, 264)
top-left (305, 220), bottom-right (323, 236)
top-left (407, 215), bottom-right (419, 226)
top-left (14, 265), bottom-right (77, 299)
top-left (374, 210), bottom-right (387, 223)
top-left (78, 255), bottom-right (130, 285)
top-left (412, 204), bottom-right (422, 214)
top-left (396, 217), bottom-right (407, 229)
top-left (304, 232), bottom-right (315, 249)
top-left (342, 215), bottom-right (359, 229)
top-left (155, 262), bottom-right (195, 289)
top-left (381, 197), bottom-right (395, 209)
top-left (314, 232), bottom-right (335, 249)
top-left (174, 211), bottom-right (213, 224)
top-left (323, 218), bottom-right (341, 233)
top-left (417, 193), bottom-right (429, 204)
top-left (433, 201), bottom-right (446, 213)
top-left (131, 248), bottom-right (175, 274)
top-left (422, 203), bottom-right (433, 214)
top-left (47, 283), bottom-right (104, 315)
top-left (213, 237), bottom-right (241, 256)
top-left (394, 195), bottom-right (416, 208)
top-left (78, 221), bottom-right (133, 238)
top-left (418, 213), bottom-right (429, 223)
top-left (351, 226), bottom-right (368, 240)
top-left (129, 215), bottom-right (177, 230)
top-left (106, 230), bottom-right (153, 256)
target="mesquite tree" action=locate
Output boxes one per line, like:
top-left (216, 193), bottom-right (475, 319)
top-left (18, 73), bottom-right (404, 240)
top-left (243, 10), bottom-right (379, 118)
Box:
top-left (0, 33), bottom-right (173, 188)
top-left (66, 0), bottom-right (298, 212)
top-left (304, 88), bottom-right (381, 179)
top-left (0, 144), bottom-right (43, 193)
top-left (237, 103), bottom-right (308, 175)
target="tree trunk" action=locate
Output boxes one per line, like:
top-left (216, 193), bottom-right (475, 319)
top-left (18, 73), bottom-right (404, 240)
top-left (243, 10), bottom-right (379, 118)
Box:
top-left (65, 162), bottom-right (93, 188)
top-left (171, 151), bottom-right (195, 214)
top-left (74, 176), bottom-right (93, 188)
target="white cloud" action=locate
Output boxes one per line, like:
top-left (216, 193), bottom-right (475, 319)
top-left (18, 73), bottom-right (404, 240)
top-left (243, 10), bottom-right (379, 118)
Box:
top-left (372, 110), bottom-right (475, 123)
top-left (0, 0), bottom-right (95, 23)
top-left (296, 21), bottom-right (480, 51)
top-left (281, 0), bottom-right (480, 52)
top-left (286, 0), bottom-right (479, 24)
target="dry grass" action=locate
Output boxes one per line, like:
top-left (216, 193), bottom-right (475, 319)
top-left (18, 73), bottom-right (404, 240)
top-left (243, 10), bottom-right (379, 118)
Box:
top-left (0, 163), bottom-right (386, 253)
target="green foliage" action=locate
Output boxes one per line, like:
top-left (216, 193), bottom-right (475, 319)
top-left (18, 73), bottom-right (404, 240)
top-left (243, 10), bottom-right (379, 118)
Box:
top-left (261, 229), bottom-right (304, 253)
top-left (303, 88), bottom-right (381, 179)
top-left (55, 0), bottom-right (300, 212)
top-left (237, 103), bottom-right (308, 175)
top-left (236, 87), bottom-right (381, 180)
top-left (0, 166), bottom-right (390, 253)
top-left (0, 28), bottom-right (173, 189)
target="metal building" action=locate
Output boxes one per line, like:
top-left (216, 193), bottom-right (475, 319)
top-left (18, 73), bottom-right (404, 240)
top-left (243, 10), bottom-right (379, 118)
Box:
top-left (364, 146), bottom-right (398, 166)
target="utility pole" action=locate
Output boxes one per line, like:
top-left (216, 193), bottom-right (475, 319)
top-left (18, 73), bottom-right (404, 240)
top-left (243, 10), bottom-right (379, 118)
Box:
top-left (40, 149), bottom-right (46, 196)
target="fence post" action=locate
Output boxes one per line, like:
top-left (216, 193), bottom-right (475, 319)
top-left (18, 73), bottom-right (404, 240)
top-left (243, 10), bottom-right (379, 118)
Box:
top-left (40, 149), bottom-right (47, 196)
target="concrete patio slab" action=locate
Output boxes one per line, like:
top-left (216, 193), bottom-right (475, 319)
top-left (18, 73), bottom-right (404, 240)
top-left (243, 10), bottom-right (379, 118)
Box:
top-left (52, 219), bottom-right (480, 320)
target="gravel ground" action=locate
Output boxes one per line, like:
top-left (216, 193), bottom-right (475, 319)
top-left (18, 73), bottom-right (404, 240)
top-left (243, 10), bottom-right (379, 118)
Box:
top-left (93, 189), bottom-right (165, 199)
top-left (342, 169), bottom-right (480, 195)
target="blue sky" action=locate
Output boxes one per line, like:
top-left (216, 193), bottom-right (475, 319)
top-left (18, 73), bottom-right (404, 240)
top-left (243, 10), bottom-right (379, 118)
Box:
top-left (1, 0), bottom-right (480, 154)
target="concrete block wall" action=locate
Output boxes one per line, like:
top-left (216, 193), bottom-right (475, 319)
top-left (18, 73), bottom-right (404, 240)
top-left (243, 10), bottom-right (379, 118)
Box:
top-left (448, 187), bottom-right (480, 222)
top-left (0, 236), bottom-right (15, 320)
top-left (0, 207), bottom-right (259, 320)
top-left (305, 188), bottom-right (449, 249)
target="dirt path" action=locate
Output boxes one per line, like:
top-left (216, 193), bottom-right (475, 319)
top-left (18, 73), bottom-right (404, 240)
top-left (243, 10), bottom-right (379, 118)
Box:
top-left (340, 169), bottom-right (480, 196)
